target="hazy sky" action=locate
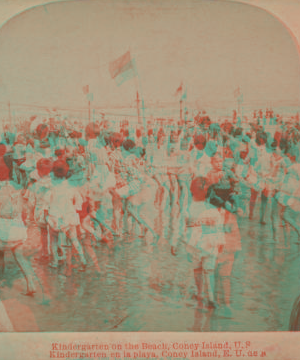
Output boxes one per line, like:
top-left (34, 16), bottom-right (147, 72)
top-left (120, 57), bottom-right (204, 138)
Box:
top-left (0, 0), bottom-right (299, 112)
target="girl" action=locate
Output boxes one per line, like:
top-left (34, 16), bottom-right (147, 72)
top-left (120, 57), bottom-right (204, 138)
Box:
top-left (172, 177), bottom-right (225, 309)
top-left (27, 158), bottom-right (53, 262)
top-left (46, 160), bottom-right (87, 273)
top-left (0, 144), bottom-right (36, 295)
top-left (115, 139), bottom-right (159, 246)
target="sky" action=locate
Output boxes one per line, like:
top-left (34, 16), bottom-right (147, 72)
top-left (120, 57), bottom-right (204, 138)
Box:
top-left (0, 0), bottom-right (300, 115)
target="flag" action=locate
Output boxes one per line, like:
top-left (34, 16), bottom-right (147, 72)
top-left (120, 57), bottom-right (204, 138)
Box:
top-left (234, 86), bottom-right (241, 98)
top-left (181, 88), bottom-right (187, 101)
top-left (175, 83), bottom-right (183, 96)
top-left (82, 85), bottom-right (89, 95)
top-left (109, 51), bottom-right (138, 86)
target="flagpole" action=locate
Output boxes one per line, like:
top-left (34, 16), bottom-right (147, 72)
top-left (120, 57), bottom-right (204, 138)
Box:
top-left (136, 75), bottom-right (147, 133)
top-left (136, 91), bottom-right (141, 124)
top-left (180, 98), bottom-right (183, 123)
top-left (8, 101), bottom-right (11, 128)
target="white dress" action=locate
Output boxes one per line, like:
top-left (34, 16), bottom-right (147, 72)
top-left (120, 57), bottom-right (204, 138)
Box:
top-left (47, 180), bottom-right (82, 231)
top-left (0, 182), bottom-right (27, 249)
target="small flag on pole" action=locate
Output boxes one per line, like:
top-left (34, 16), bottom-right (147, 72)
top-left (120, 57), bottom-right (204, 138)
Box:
top-left (175, 83), bottom-right (183, 97)
top-left (109, 51), bottom-right (138, 86)
top-left (82, 85), bottom-right (89, 95)
top-left (234, 86), bottom-right (240, 98)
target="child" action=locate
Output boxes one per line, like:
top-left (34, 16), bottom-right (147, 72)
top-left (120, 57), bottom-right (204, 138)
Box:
top-left (28, 158), bottom-right (53, 262)
top-left (172, 177), bottom-right (225, 309)
top-left (0, 148), bottom-right (36, 295)
top-left (46, 160), bottom-right (87, 273)
top-left (76, 195), bottom-right (103, 276)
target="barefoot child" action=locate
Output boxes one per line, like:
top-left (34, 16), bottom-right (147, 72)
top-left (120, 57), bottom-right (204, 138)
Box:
top-left (46, 160), bottom-right (87, 273)
top-left (28, 158), bottom-right (53, 262)
top-left (172, 177), bottom-right (225, 309)
top-left (0, 146), bottom-right (36, 295)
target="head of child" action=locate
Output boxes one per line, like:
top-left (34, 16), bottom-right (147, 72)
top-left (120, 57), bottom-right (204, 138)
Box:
top-left (36, 124), bottom-right (50, 148)
top-left (209, 123), bottom-right (221, 141)
top-left (255, 131), bottom-right (267, 146)
top-left (200, 116), bottom-right (211, 131)
top-left (211, 152), bottom-right (223, 171)
top-left (85, 123), bottom-right (100, 141)
top-left (52, 160), bottom-right (69, 180)
top-left (190, 177), bottom-right (209, 202)
top-left (135, 147), bottom-right (146, 159)
top-left (222, 122), bottom-right (234, 135)
top-left (194, 134), bottom-right (206, 151)
top-left (54, 146), bottom-right (66, 159)
top-left (37, 158), bottom-right (53, 178)
top-left (110, 132), bottom-right (123, 150)
top-left (240, 148), bottom-right (249, 160)
top-left (121, 139), bottom-right (136, 157)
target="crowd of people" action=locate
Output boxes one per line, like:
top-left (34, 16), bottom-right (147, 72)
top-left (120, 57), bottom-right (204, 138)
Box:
top-left (0, 109), bottom-right (300, 325)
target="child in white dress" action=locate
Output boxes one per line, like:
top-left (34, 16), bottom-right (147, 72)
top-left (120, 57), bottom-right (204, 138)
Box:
top-left (172, 177), bottom-right (225, 308)
top-left (46, 160), bottom-right (87, 273)
top-left (28, 158), bottom-right (53, 262)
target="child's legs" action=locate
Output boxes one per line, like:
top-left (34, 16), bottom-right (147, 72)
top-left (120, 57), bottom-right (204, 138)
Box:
top-left (82, 233), bottom-right (101, 271)
top-left (260, 190), bottom-right (268, 223)
top-left (99, 191), bottom-right (114, 229)
top-left (112, 195), bottom-right (123, 233)
top-left (202, 255), bottom-right (217, 303)
top-left (156, 174), bottom-right (170, 211)
top-left (194, 264), bottom-right (203, 297)
top-left (249, 188), bottom-right (259, 219)
top-left (169, 174), bottom-right (179, 207)
top-left (271, 197), bottom-right (279, 240)
top-left (0, 250), bottom-right (4, 276)
top-left (40, 226), bottom-right (48, 256)
top-left (203, 270), bottom-right (215, 302)
top-left (67, 226), bottom-right (86, 265)
top-left (283, 207), bottom-right (300, 238)
top-left (277, 202), bottom-right (289, 245)
top-left (216, 253), bottom-right (235, 307)
top-left (178, 176), bottom-right (191, 214)
top-left (49, 228), bottom-right (59, 264)
top-left (11, 245), bottom-right (36, 293)
top-left (127, 200), bottom-right (157, 240)
top-left (95, 205), bottom-right (117, 236)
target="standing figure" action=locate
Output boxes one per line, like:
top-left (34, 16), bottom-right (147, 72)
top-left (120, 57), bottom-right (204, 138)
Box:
top-left (0, 144), bottom-right (36, 295)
